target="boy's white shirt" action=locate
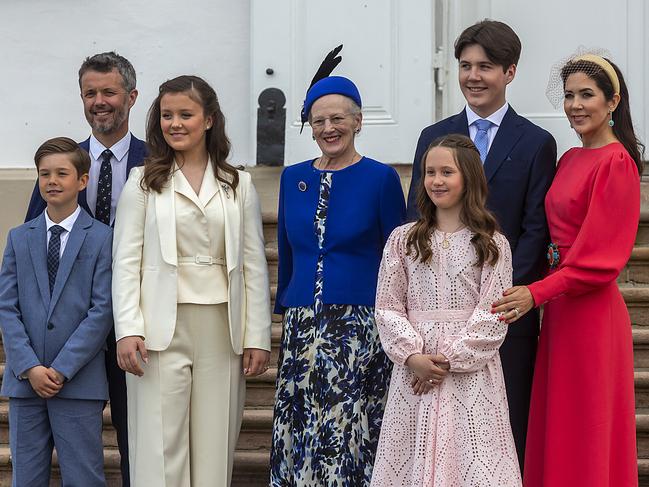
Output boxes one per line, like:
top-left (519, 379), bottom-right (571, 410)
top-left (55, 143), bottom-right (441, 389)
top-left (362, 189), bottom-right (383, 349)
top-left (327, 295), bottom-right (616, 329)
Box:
top-left (44, 205), bottom-right (81, 257)
top-left (465, 102), bottom-right (509, 153)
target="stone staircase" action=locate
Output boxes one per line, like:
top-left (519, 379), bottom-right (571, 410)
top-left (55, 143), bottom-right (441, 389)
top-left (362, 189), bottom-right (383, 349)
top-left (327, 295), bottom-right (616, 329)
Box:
top-left (1, 166), bottom-right (649, 485)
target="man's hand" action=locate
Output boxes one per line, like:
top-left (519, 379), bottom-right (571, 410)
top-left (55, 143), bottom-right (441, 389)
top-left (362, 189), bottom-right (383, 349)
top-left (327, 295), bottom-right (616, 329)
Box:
top-left (117, 336), bottom-right (148, 376)
top-left (243, 348), bottom-right (270, 377)
top-left (26, 365), bottom-right (63, 398)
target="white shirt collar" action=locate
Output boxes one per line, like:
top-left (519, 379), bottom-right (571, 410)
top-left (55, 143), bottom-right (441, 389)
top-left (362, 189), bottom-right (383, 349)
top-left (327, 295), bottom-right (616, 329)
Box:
top-left (465, 102), bottom-right (509, 128)
top-left (44, 205), bottom-right (81, 233)
top-left (89, 132), bottom-right (132, 162)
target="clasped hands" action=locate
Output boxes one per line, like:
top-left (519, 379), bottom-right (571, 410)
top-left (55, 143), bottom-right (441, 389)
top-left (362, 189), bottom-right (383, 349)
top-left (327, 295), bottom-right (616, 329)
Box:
top-left (405, 353), bottom-right (450, 395)
top-left (26, 365), bottom-right (65, 398)
top-left (116, 336), bottom-right (271, 377)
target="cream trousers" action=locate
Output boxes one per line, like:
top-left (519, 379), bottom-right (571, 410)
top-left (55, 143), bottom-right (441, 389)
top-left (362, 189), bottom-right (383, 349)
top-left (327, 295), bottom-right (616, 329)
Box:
top-left (126, 303), bottom-right (244, 487)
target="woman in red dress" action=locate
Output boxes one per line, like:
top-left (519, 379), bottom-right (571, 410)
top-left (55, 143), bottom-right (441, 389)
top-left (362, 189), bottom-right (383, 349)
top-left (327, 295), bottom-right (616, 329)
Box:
top-left (492, 52), bottom-right (645, 486)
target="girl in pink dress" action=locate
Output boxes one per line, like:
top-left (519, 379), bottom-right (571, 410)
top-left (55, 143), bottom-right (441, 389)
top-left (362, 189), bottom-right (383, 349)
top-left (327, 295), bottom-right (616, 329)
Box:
top-left (371, 134), bottom-right (521, 487)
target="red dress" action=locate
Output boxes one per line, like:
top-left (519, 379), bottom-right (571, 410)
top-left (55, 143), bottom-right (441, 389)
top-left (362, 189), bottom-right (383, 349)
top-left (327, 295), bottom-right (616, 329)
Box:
top-left (524, 142), bottom-right (639, 486)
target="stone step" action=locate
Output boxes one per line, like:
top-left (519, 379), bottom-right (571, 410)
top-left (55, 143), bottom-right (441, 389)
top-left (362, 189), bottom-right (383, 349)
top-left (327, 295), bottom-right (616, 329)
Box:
top-left (622, 287), bottom-right (649, 328)
top-left (636, 370), bottom-right (649, 408)
top-left (0, 446), bottom-right (121, 487)
top-left (0, 446), bottom-right (270, 487)
top-left (621, 247), bottom-right (649, 284)
top-left (0, 398), bottom-right (273, 451)
top-left (638, 409), bottom-right (649, 458)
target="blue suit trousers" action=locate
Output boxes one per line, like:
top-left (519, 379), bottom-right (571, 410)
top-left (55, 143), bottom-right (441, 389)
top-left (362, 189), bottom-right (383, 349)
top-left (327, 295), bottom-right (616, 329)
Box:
top-left (9, 397), bottom-right (105, 487)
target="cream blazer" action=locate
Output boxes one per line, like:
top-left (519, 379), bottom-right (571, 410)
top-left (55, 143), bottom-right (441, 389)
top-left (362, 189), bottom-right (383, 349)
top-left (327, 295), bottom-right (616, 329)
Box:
top-left (112, 165), bottom-right (271, 354)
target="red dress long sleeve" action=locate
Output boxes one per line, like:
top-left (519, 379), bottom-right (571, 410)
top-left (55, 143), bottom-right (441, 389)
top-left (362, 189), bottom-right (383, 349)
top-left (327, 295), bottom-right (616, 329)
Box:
top-left (524, 142), bottom-right (639, 487)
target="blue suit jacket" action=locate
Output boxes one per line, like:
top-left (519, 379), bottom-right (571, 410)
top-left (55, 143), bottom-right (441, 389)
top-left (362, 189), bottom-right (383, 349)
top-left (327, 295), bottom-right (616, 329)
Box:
top-left (275, 157), bottom-right (406, 314)
top-left (0, 209), bottom-right (113, 400)
top-left (24, 134), bottom-right (147, 222)
top-left (406, 107), bottom-right (557, 336)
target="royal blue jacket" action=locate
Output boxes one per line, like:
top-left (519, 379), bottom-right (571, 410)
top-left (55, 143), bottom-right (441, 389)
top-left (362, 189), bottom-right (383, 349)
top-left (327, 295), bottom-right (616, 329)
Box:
top-left (275, 157), bottom-right (406, 314)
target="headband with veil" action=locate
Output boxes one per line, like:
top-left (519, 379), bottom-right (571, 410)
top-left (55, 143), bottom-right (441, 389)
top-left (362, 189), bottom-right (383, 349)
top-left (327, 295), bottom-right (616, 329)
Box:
top-left (546, 46), bottom-right (619, 108)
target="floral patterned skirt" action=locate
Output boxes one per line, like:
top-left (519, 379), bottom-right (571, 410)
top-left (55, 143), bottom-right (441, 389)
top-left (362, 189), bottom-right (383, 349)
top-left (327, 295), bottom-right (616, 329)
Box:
top-left (270, 304), bottom-right (392, 486)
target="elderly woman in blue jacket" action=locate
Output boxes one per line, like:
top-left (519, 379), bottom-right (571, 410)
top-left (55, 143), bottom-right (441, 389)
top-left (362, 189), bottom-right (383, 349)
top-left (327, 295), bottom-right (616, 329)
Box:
top-left (270, 47), bottom-right (406, 487)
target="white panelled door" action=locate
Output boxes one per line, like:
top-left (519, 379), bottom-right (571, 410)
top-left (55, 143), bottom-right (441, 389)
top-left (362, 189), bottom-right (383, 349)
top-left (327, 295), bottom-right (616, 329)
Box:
top-left (251, 0), bottom-right (436, 166)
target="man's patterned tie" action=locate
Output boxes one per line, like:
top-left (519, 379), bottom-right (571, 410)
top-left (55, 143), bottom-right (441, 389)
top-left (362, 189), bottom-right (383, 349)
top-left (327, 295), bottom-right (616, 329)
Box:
top-left (95, 149), bottom-right (113, 225)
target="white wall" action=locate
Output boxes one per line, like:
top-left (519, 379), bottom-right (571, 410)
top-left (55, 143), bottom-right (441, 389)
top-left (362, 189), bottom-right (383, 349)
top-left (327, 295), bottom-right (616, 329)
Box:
top-left (445, 0), bottom-right (649, 159)
top-left (0, 0), bottom-right (251, 168)
top-left (2, 1), bottom-right (648, 169)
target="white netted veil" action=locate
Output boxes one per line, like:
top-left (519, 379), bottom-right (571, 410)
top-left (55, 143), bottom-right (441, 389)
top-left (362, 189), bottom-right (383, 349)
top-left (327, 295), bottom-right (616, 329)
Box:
top-left (545, 46), bottom-right (613, 108)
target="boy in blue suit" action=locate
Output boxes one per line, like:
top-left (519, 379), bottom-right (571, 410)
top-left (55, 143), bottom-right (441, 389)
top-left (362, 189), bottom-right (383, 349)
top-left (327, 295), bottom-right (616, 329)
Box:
top-left (406, 20), bottom-right (557, 470)
top-left (0, 137), bottom-right (113, 486)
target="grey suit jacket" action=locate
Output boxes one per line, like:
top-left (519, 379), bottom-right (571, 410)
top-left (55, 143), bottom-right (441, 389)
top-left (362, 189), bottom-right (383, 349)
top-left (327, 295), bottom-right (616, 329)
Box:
top-left (0, 209), bottom-right (113, 400)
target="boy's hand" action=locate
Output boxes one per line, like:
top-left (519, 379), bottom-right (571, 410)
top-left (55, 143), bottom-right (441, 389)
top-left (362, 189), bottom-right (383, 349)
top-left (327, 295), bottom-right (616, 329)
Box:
top-left (242, 348), bottom-right (270, 377)
top-left (405, 353), bottom-right (450, 390)
top-left (48, 368), bottom-right (65, 385)
top-left (117, 336), bottom-right (148, 377)
top-left (26, 365), bottom-right (63, 398)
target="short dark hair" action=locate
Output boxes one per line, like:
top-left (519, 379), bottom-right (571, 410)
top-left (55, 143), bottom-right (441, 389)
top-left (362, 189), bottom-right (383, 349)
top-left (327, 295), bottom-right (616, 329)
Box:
top-left (454, 20), bottom-right (521, 72)
top-left (34, 137), bottom-right (91, 177)
top-left (78, 51), bottom-right (136, 92)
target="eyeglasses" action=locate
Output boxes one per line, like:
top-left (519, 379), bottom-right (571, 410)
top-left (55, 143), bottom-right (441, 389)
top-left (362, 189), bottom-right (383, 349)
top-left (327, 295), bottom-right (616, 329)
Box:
top-left (310, 113), bottom-right (354, 129)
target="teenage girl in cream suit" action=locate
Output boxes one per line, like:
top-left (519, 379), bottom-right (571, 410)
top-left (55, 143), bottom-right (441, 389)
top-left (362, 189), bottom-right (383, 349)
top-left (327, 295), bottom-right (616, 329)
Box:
top-left (112, 75), bottom-right (271, 487)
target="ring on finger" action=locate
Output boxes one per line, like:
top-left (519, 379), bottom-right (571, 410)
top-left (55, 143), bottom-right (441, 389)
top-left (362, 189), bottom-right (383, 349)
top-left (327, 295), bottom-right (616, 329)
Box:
top-left (513, 307), bottom-right (520, 318)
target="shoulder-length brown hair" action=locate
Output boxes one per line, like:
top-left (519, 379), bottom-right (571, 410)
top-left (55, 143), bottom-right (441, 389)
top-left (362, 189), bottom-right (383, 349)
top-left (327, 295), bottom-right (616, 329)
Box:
top-left (141, 75), bottom-right (239, 194)
top-left (406, 134), bottom-right (500, 267)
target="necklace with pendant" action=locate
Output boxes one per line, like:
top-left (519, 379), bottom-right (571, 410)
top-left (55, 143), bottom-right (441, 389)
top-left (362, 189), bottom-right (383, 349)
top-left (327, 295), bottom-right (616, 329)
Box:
top-left (440, 224), bottom-right (465, 249)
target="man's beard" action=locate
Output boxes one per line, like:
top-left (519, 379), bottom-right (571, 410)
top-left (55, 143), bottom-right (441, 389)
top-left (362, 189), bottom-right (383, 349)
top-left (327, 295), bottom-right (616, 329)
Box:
top-left (89, 104), bottom-right (128, 135)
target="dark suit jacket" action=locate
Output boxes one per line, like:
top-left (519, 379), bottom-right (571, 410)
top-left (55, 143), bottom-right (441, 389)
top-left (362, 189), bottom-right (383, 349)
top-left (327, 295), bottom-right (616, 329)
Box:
top-left (0, 210), bottom-right (113, 400)
top-left (25, 134), bottom-right (147, 222)
top-left (406, 107), bottom-right (557, 336)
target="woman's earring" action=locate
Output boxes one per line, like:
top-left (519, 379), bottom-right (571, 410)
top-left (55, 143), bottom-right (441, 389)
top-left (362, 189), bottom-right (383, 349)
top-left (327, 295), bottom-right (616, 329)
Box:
top-left (608, 109), bottom-right (615, 127)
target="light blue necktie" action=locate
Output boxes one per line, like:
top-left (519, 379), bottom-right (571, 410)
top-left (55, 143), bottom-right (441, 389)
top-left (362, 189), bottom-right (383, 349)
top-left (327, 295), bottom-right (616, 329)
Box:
top-left (473, 119), bottom-right (492, 163)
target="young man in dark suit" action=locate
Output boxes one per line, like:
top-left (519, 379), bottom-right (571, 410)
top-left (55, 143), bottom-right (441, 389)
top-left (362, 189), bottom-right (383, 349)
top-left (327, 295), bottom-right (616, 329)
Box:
top-left (24, 52), bottom-right (146, 486)
top-left (406, 20), bottom-right (557, 470)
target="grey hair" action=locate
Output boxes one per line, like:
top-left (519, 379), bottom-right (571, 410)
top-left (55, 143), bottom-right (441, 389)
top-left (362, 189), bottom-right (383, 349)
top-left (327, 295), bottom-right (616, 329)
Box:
top-left (347, 98), bottom-right (362, 115)
top-left (78, 51), bottom-right (136, 92)
top-left (306, 95), bottom-right (362, 123)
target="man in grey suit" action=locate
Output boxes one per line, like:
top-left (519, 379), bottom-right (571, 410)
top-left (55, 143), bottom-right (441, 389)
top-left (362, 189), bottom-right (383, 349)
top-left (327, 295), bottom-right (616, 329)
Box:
top-left (0, 137), bottom-right (113, 486)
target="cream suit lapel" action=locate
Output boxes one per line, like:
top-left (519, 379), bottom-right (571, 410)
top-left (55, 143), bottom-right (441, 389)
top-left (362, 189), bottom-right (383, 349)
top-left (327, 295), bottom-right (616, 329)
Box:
top-left (199, 162), bottom-right (219, 208)
top-left (154, 172), bottom-right (178, 266)
top-left (174, 167), bottom-right (204, 213)
top-left (217, 171), bottom-right (240, 274)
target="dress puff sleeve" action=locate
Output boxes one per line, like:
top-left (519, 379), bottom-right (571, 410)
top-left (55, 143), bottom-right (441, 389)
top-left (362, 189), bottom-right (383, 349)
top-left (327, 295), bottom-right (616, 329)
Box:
top-left (439, 232), bottom-right (513, 373)
top-left (528, 151), bottom-right (640, 306)
top-left (375, 224), bottom-right (424, 365)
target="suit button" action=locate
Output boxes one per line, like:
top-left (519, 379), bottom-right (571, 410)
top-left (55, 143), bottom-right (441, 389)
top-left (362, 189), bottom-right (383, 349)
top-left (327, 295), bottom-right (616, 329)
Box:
top-left (47, 323), bottom-right (54, 330)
